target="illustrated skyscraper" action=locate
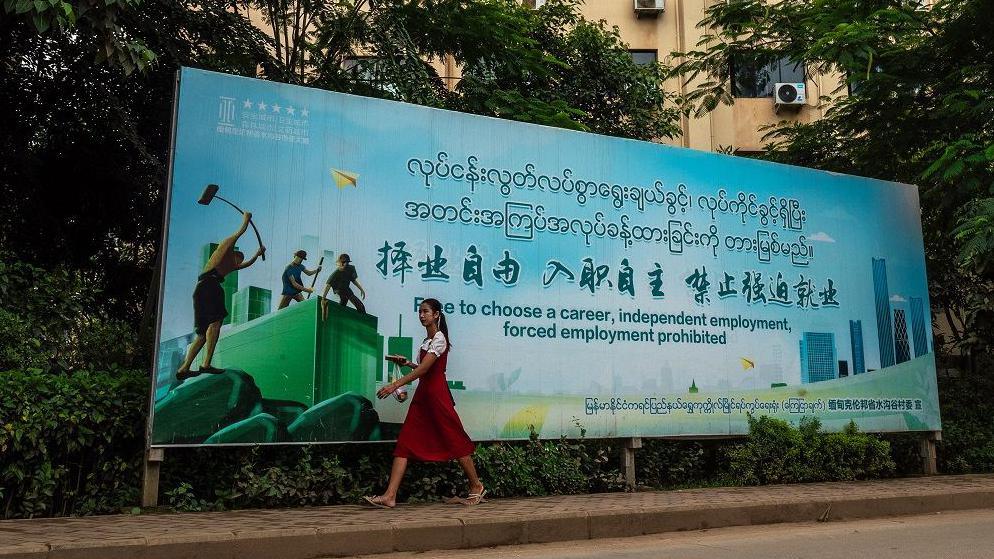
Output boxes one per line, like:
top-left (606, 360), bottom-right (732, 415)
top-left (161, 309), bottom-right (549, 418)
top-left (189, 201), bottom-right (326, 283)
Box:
top-left (872, 258), bottom-right (895, 368)
top-left (894, 308), bottom-right (911, 364)
top-left (771, 343), bottom-right (785, 382)
top-left (909, 296), bottom-right (929, 357)
top-left (849, 320), bottom-right (866, 374)
top-left (231, 286), bottom-right (272, 325)
top-left (799, 332), bottom-right (837, 384)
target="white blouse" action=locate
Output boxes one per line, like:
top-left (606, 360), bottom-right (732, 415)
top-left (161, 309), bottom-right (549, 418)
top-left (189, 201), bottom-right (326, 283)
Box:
top-left (419, 331), bottom-right (448, 358)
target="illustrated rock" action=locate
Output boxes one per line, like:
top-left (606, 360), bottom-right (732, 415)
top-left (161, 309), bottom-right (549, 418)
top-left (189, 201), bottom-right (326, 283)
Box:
top-left (287, 392), bottom-right (379, 442)
top-left (205, 413), bottom-right (280, 444)
top-left (152, 369), bottom-right (263, 444)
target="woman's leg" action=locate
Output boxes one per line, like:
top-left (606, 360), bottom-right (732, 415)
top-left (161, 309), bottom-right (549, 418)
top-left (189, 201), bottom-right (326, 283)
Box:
top-left (369, 456), bottom-right (408, 507)
top-left (457, 455), bottom-right (484, 496)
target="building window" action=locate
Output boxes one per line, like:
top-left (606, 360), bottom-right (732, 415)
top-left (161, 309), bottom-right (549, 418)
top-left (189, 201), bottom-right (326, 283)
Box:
top-left (731, 57), bottom-right (805, 98)
top-left (629, 50), bottom-right (658, 66)
top-left (522, 0), bottom-right (546, 8)
top-left (342, 56), bottom-right (385, 84)
top-left (847, 65), bottom-right (883, 96)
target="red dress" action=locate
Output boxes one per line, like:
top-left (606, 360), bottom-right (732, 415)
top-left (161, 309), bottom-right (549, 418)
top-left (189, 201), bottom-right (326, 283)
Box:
top-left (393, 340), bottom-right (475, 461)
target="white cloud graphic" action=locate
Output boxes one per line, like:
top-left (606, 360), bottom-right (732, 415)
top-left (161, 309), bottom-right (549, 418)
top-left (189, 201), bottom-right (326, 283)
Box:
top-left (809, 232), bottom-right (836, 243)
top-left (890, 294), bottom-right (906, 303)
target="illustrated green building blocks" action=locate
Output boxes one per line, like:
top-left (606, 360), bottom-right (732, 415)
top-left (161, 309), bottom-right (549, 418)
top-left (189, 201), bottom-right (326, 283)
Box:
top-left (231, 285), bottom-right (272, 325)
top-left (387, 335), bottom-right (414, 382)
top-left (211, 297), bottom-right (379, 406)
top-left (155, 333), bottom-right (194, 400)
top-left (153, 297), bottom-right (399, 445)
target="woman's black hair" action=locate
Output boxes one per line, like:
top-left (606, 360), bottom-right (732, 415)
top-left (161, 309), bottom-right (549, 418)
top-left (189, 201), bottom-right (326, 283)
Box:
top-left (421, 297), bottom-right (451, 347)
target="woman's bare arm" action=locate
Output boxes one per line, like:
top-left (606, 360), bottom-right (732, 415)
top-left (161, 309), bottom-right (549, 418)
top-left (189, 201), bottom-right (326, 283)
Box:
top-left (377, 352), bottom-right (438, 398)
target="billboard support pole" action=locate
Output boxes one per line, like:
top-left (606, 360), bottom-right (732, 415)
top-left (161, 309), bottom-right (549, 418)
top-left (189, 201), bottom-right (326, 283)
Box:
top-left (142, 448), bottom-right (165, 507)
top-left (920, 431), bottom-right (941, 475)
top-left (142, 69), bottom-right (179, 509)
top-left (621, 437), bottom-right (642, 491)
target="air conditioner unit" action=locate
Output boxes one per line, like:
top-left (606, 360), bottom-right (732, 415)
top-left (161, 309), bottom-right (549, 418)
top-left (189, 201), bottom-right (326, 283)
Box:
top-left (774, 82), bottom-right (806, 108)
top-left (634, 0), bottom-right (664, 18)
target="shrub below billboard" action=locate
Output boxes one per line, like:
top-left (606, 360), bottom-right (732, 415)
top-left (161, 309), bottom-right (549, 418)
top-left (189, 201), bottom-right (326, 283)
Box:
top-left (149, 67), bottom-right (940, 446)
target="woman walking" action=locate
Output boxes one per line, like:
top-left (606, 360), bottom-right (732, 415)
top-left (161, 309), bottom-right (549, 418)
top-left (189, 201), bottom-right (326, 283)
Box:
top-left (364, 298), bottom-right (485, 508)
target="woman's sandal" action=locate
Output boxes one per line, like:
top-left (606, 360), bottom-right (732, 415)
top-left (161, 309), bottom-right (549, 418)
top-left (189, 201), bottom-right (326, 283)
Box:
top-left (362, 496), bottom-right (394, 509)
top-left (444, 488), bottom-right (487, 505)
top-left (463, 489), bottom-right (487, 506)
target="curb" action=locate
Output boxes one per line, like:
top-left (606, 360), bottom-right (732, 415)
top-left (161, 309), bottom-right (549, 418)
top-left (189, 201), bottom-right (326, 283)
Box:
top-left (3, 482), bottom-right (994, 559)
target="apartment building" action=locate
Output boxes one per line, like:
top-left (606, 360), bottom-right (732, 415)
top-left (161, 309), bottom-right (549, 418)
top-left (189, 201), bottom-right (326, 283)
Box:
top-left (245, 1), bottom-right (842, 154)
top-left (564, 0), bottom-right (842, 153)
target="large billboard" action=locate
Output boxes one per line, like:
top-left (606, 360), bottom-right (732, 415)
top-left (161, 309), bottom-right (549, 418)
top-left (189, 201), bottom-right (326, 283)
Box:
top-left (149, 67), bottom-right (940, 446)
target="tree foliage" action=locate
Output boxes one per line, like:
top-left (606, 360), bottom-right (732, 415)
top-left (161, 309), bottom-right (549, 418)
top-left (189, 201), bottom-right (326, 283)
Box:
top-left (1, 0), bottom-right (156, 74)
top-left (673, 0), bottom-right (994, 354)
top-left (0, 253), bottom-right (140, 372)
top-left (1, 0), bottom-right (274, 323)
top-left (243, 0), bottom-right (680, 139)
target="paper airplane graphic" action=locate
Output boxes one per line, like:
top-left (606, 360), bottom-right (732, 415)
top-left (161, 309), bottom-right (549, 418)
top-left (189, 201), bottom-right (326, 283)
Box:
top-left (740, 357), bottom-right (755, 370)
top-left (331, 169), bottom-right (359, 189)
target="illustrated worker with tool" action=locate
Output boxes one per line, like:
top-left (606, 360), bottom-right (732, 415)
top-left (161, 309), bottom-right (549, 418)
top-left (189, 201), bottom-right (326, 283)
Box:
top-left (321, 252), bottom-right (367, 318)
top-left (176, 211), bottom-right (265, 382)
top-left (278, 250), bottom-right (322, 309)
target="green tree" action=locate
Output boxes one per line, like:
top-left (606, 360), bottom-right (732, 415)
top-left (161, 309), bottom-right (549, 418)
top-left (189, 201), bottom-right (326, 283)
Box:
top-left (1, 0), bottom-right (155, 74)
top-left (0, 254), bottom-right (139, 372)
top-left (672, 0), bottom-right (994, 355)
top-left (456, 0), bottom-right (681, 140)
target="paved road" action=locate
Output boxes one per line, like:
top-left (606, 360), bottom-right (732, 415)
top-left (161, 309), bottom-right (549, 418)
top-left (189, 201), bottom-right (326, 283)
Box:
top-left (354, 508), bottom-right (994, 559)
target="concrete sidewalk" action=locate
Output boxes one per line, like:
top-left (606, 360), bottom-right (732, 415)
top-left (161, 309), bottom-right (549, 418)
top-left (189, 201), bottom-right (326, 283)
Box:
top-left (2, 475), bottom-right (993, 559)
